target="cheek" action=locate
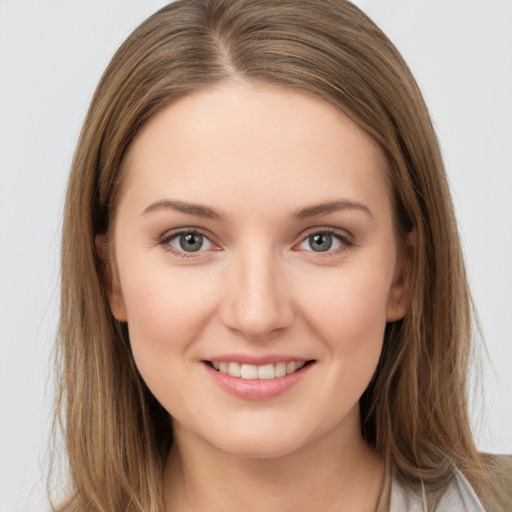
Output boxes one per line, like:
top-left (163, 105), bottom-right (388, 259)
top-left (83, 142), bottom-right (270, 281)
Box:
top-left (296, 264), bottom-right (392, 359)
top-left (116, 260), bottom-right (219, 372)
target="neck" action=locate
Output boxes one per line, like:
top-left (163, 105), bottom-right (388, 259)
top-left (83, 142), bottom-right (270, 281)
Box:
top-left (162, 409), bottom-right (385, 512)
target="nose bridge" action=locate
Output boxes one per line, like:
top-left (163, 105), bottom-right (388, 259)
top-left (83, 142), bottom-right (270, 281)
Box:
top-left (221, 242), bottom-right (293, 339)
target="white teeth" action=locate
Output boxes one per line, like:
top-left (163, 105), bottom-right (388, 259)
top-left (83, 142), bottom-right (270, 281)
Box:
top-left (257, 364), bottom-right (275, 380)
top-left (240, 364), bottom-right (258, 379)
top-left (227, 362), bottom-right (241, 377)
top-left (212, 360), bottom-right (308, 379)
top-left (286, 361), bottom-right (297, 374)
top-left (274, 362), bottom-right (287, 378)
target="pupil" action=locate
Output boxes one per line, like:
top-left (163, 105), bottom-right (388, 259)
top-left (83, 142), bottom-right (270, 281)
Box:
top-left (180, 233), bottom-right (203, 252)
top-left (310, 233), bottom-right (332, 252)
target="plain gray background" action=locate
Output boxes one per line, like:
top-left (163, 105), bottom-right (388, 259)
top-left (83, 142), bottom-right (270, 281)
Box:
top-left (1, 1), bottom-right (511, 510)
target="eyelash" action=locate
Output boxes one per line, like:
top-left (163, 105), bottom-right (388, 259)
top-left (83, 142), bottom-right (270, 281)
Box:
top-left (158, 228), bottom-right (217, 258)
top-left (297, 228), bottom-right (354, 258)
top-left (157, 227), bottom-right (354, 258)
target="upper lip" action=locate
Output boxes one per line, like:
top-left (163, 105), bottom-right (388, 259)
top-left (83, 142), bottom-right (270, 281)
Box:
top-left (202, 354), bottom-right (313, 365)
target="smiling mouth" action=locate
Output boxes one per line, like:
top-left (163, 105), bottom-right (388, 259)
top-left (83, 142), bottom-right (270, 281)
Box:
top-left (205, 360), bottom-right (315, 380)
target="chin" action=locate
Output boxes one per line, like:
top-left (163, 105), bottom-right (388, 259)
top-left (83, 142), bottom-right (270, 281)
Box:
top-left (218, 438), bottom-right (302, 460)
top-left (199, 421), bottom-right (317, 460)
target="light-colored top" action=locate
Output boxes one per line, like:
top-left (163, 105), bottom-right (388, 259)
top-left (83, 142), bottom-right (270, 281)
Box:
top-left (389, 468), bottom-right (485, 511)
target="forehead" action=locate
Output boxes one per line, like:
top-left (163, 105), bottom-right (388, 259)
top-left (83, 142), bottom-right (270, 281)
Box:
top-left (119, 81), bottom-right (391, 221)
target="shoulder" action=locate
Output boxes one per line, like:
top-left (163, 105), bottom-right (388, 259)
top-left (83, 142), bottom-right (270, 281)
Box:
top-left (389, 467), bottom-right (485, 512)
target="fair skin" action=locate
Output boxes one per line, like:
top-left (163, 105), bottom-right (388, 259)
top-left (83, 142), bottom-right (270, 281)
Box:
top-left (101, 81), bottom-right (413, 511)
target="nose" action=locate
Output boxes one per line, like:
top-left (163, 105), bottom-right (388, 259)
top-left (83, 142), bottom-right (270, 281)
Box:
top-left (220, 246), bottom-right (295, 340)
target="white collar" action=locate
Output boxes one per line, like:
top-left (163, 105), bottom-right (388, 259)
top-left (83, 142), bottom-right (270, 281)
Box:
top-left (389, 467), bottom-right (485, 511)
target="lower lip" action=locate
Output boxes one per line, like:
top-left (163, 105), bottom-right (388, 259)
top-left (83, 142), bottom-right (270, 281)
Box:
top-left (203, 362), bottom-right (314, 400)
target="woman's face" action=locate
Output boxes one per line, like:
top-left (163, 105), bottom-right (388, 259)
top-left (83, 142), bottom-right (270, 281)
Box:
top-left (105, 81), bottom-right (411, 458)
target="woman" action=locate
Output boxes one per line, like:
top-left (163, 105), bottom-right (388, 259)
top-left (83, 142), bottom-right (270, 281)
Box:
top-left (52, 1), bottom-right (511, 510)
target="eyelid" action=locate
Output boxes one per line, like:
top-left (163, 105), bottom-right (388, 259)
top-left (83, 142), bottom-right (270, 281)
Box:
top-left (157, 225), bottom-right (354, 258)
top-left (294, 227), bottom-right (354, 255)
top-left (158, 227), bottom-right (220, 258)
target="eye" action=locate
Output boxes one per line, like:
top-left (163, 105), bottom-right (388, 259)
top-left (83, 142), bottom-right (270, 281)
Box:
top-left (160, 230), bottom-right (215, 256)
top-left (296, 230), bottom-right (352, 254)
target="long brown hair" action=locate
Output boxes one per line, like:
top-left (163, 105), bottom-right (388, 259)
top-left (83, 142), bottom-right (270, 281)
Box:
top-left (52, 1), bottom-right (508, 510)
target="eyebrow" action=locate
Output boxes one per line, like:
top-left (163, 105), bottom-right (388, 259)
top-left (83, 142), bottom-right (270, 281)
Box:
top-left (142, 198), bottom-right (373, 220)
top-left (142, 199), bottom-right (224, 219)
top-left (293, 199), bottom-right (373, 219)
